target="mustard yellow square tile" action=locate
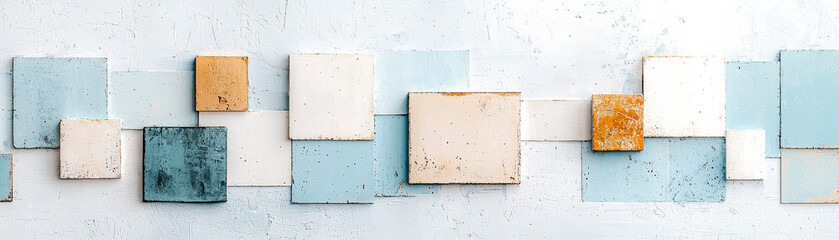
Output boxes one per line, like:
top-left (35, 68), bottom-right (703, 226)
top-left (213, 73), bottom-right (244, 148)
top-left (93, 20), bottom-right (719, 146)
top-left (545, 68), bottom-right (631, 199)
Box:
top-left (195, 56), bottom-right (249, 111)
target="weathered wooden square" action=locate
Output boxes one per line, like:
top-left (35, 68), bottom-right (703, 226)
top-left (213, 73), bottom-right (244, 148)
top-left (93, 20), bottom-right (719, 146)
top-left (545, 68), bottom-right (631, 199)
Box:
top-left (727, 61), bottom-right (780, 157)
top-left (199, 111), bottom-right (291, 186)
top-left (521, 100), bottom-right (592, 141)
top-left (408, 92), bottom-right (521, 184)
top-left (374, 50), bottom-right (469, 114)
top-left (110, 71), bottom-right (198, 129)
top-left (288, 53), bottom-right (375, 140)
top-left (780, 50), bottom-right (839, 149)
top-left (13, 57), bottom-right (108, 148)
top-left (291, 140), bottom-right (374, 203)
top-left (195, 56), bottom-right (249, 111)
top-left (782, 149), bottom-right (839, 203)
top-left (374, 115), bottom-right (437, 197)
top-left (642, 56), bottom-right (726, 137)
top-left (0, 154), bottom-right (11, 202)
top-left (59, 119), bottom-right (122, 179)
top-left (143, 127), bottom-right (227, 202)
top-left (592, 94), bottom-right (643, 151)
top-left (726, 130), bottom-right (765, 180)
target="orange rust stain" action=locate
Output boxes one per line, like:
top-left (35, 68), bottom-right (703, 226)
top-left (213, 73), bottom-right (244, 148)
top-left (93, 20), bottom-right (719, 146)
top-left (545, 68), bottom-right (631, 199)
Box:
top-left (195, 56), bottom-right (249, 111)
top-left (592, 94), bottom-right (644, 151)
top-left (440, 92), bottom-right (520, 96)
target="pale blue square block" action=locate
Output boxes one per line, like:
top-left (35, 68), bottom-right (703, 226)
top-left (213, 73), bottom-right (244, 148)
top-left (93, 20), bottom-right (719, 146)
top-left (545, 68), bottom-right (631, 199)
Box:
top-left (374, 115), bottom-right (438, 197)
top-left (248, 65), bottom-right (289, 111)
top-left (582, 138), bottom-right (726, 202)
top-left (292, 140), bottom-right (374, 203)
top-left (374, 50), bottom-right (469, 114)
top-left (0, 74), bottom-right (11, 152)
top-left (13, 57), bottom-right (108, 148)
top-left (780, 50), bottom-right (839, 148)
top-left (110, 71), bottom-right (198, 129)
top-left (781, 149), bottom-right (839, 203)
top-left (0, 154), bottom-right (10, 201)
top-left (726, 61), bottom-right (780, 157)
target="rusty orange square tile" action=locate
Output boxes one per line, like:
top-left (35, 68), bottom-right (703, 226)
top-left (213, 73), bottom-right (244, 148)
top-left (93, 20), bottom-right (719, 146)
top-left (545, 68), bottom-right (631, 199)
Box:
top-left (195, 56), bottom-right (249, 111)
top-left (592, 94), bottom-right (644, 151)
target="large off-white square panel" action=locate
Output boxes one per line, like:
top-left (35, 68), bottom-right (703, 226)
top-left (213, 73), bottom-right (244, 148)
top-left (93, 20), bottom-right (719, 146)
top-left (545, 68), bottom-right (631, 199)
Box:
top-left (726, 130), bottom-right (765, 180)
top-left (642, 56), bottom-right (726, 137)
top-left (199, 111), bottom-right (291, 186)
top-left (521, 100), bottom-right (591, 141)
top-left (288, 53), bottom-right (375, 140)
top-left (59, 119), bottom-right (122, 179)
top-left (408, 92), bottom-right (521, 184)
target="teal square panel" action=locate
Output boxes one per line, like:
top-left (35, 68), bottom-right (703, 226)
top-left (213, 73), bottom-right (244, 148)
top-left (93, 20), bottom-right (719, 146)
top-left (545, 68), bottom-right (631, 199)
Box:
top-left (373, 115), bottom-right (437, 197)
top-left (780, 50), bottom-right (839, 148)
top-left (374, 50), bottom-right (469, 114)
top-left (292, 140), bottom-right (374, 203)
top-left (0, 154), bottom-right (10, 202)
top-left (143, 127), bottom-right (227, 202)
top-left (582, 138), bottom-right (726, 202)
top-left (726, 61), bottom-right (780, 157)
top-left (13, 57), bottom-right (108, 148)
top-left (110, 71), bottom-right (198, 129)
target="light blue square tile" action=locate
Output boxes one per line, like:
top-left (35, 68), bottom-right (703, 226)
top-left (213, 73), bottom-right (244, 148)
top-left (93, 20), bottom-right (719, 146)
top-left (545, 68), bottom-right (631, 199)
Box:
top-left (781, 149), bottom-right (839, 203)
top-left (374, 115), bottom-right (438, 197)
top-left (780, 50), bottom-right (839, 148)
top-left (582, 138), bottom-right (726, 202)
top-left (374, 50), bottom-right (469, 114)
top-left (726, 61), bottom-right (780, 157)
top-left (248, 64), bottom-right (288, 111)
top-left (292, 140), bottom-right (374, 203)
top-left (0, 74), bottom-right (11, 152)
top-left (109, 71), bottom-right (198, 129)
top-left (13, 57), bottom-right (108, 148)
top-left (143, 127), bottom-right (227, 202)
top-left (0, 154), bottom-right (10, 202)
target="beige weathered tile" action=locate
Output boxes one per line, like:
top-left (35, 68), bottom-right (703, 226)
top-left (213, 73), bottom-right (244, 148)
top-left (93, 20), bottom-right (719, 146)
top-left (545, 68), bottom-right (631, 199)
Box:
top-left (59, 119), bottom-right (122, 179)
top-left (726, 130), bottom-right (765, 180)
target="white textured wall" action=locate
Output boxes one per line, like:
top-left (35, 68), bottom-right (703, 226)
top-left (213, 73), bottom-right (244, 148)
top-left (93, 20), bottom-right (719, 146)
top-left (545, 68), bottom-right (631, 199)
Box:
top-left (1, 0), bottom-right (838, 238)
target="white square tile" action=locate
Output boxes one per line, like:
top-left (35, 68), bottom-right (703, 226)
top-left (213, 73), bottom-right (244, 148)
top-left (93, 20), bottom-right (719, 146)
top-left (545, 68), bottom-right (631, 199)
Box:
top-left (726, 130), bottom-right (765, 180)
top-left (408, 92), bottom-right (521, 184)
top-left (199, 111), bottom-right (292, 186)
top-left (59, 119), bottom-right (122, 179)
top-left (521, 100), bottom-right (591, 141)
top-left (289, 54), bottom-right (375, 140)
top-left (643, 56), bottom-right (726, 137)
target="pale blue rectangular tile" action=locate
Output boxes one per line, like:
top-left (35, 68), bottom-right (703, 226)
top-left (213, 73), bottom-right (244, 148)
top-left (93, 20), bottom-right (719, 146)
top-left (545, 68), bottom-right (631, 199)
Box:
top-left (109, 71), bottom-right (198, 129)
top-left (13, 57), bottom-right (108, 148)
top-left (143, 127), bottom-right (227, 203)
top-left (0, 74), bottom-right (11, 152)
top-left (0, 154), bottom-right (10, 202)
top-left (374, 50), bottom-right (469, 114)
top-left (726, 61), bottom-right (780, 157)
top-left (781, 149), bottom-right (839, 203)
top-left (780, 50), bottom-right (839, 148)
top-left (292, 140), bottom-right (374, 203)
top-left (582, 138), bottom-right (725, 202)
top-left (248, 63), bottom-right (288, 110)
top-left (374, 115), bottom-right (437, 197)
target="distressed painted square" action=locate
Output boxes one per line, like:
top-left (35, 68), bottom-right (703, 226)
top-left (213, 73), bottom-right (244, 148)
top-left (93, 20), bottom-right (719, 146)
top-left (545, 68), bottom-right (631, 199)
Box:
top-left (374, 115), bottom-right (438, 197)
top-left (0, 154), bottom-right (10, 202)
top-left (291, 140), bottom-right (374, 203)
top-left (195, 56), bottom-right (249, 111)
top-left (374, 50), bottom-right (469, 114)
top-left (408, 92), bottom-right (521, 184)
top-left (781, 149), bottom-right (839, 203)
top-left (582, 138), bottom-right (726, 202)
top-left (521, 100), bottom-right (591, 141)
top-left (110, 71), bottom-right (198, 129)
top-left (13, 57), bottom-right (108, 148)
top-left (288, 53), bottom-right (375, 140)
top-left (642, 56), bottom-right (726, 137)
top-left (780, 50), bottom-right (839, 149)
top-left (143, 127), bottom-right (227, 202)
top-left (592, 94), bottom-right (643, 151)
top-left (59, 119), bottom-right (122, 179)
top-left (726, 130), bottom-right (765, 180)
top-left (726, 61), bottom-right (781, 157)
top-left (0, 74), bottom-right (11, 152)
top-left (199, 111), bottom-right (291, 186)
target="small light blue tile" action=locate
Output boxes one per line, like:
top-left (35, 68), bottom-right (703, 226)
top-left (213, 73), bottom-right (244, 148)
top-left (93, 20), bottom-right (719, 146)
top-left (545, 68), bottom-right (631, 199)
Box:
top-left (0, 154), bottom-right (10, 202)
top-left (13, 57), bottom-right (108, 148)
top-left (781, 149), bottom-right (839, 203)
top-left (582, 138), bottom-right (726, 202)
top-left (374, 50), bottom-right (469, 114)
top-left (0, 74), bottom-right (11, 152)
top-left (780, 50), bottom-right (839, 148)
top-left (143, 127), bottom-right (227, 202)
top-left (374, 115), bottom-right (438, 197)
top-left (248, 64), bottom-right (288, 111)
top-left (109, 71), bottom-right (198, 129)
top-left (292, 140), bottom-right (374, 203)
top-left (726, 61), bottom-right (781, 157)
